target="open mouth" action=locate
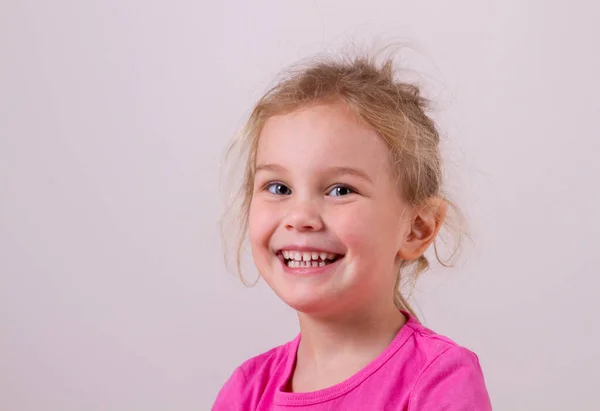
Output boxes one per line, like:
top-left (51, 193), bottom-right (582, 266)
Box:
top-left (278, 250), bottom-right (343, 268)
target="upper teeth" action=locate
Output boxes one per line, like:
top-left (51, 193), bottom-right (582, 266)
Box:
top-left (282, 251), bottom-right (336, 261)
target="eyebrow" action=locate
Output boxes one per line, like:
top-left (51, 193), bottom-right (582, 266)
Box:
top-left (255, 163), bottom-right (287, 174)
top-left (255, 164), bottom-right (374, 184)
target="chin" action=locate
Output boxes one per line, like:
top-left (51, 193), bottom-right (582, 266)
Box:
top-left (259, 254), bottom-right (362, 316)
top-left (281, 293), bottom-right (332, 315)
top-left (274, 282), bottom-right (354, 317)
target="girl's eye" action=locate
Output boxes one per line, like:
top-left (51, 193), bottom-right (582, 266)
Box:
top-left (327, 185), bottom-right (354, 197)
top-left (266, 183), bottom-right (292, 195)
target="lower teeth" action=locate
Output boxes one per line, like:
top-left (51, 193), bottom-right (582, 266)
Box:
top-left (286, 260), bottom-right (328, 268)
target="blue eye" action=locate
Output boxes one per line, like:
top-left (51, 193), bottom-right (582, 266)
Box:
top-left (266, 182), bottom-right (292, 195)
top-left (327, 185), bottom-right (354, 196)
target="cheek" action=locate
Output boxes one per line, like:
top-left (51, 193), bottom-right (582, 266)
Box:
top-left (248, 199), bottom-right (276, 248)
top-left (330, 203), bottom-right (401, 260)
top-left (330, 206), bottom-right (381, 252)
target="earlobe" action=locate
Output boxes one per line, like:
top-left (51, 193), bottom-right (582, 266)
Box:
top-left (398, 198), bottom-right (447, 261)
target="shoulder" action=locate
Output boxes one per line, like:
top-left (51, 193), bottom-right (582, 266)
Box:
top-left (212, 336), bottom-right (298, 410)
top-left (237, 337), bottom-right (294, 380)
top-left (403, 319), bottom-right (492, 410)
top-left (404, 317), bottom-right (478, 365)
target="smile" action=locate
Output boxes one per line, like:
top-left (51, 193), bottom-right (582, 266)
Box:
top-left (278, 250), bottom-right (343, 268)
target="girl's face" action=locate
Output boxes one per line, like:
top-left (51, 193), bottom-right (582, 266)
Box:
top-left (249, 101), bottom-right (413, 316)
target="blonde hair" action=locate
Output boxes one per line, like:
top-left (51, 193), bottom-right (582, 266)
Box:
top-left (221, 50), bottom-right (465, 318)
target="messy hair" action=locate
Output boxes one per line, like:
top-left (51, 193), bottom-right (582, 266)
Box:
top-left (221, 48), bottom-right (466, 318)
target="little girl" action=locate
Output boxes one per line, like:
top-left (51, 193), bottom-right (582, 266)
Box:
top-left (213, 51), bottom-right (492, 410)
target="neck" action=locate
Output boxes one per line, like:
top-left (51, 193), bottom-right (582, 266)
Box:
top-left (291, 300), bottom-right (406, 392)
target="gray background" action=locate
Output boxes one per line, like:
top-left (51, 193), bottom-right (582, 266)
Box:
top-left (1, 1), bottom-right (599, 410)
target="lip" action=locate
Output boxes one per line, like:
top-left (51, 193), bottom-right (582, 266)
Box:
top-left (277, 252), bottom-right (344, 276)
top-left (275, 245), bottom-right (345, 255)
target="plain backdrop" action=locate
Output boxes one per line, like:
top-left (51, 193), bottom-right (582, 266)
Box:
top-left (1, 1), bottom-right (599, 410)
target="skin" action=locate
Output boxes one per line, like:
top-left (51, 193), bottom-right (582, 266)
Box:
top-left (248, 100), bottom-right (446, 392)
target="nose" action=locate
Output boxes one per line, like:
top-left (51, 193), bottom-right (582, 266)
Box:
top-left (283, 198), bottom-right (324, 232)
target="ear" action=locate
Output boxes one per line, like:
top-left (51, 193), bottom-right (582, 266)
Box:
top-left (398, 198), bottom-right (447, 261)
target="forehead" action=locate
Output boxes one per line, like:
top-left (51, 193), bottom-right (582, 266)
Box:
top-left (256, 102), bottom-right (392, 177)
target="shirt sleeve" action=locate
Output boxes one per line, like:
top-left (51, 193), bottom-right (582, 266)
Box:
top-left (409, 346), bottom-right (492, 411)
top-left (211, 367), bottom-right (248, 411)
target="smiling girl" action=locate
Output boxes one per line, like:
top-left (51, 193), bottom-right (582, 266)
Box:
top-left (213, 52), bottom-right (492, 410)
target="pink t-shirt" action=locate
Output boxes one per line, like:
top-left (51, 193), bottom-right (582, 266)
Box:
top-left (212, 313), bottom-right (492, 410)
